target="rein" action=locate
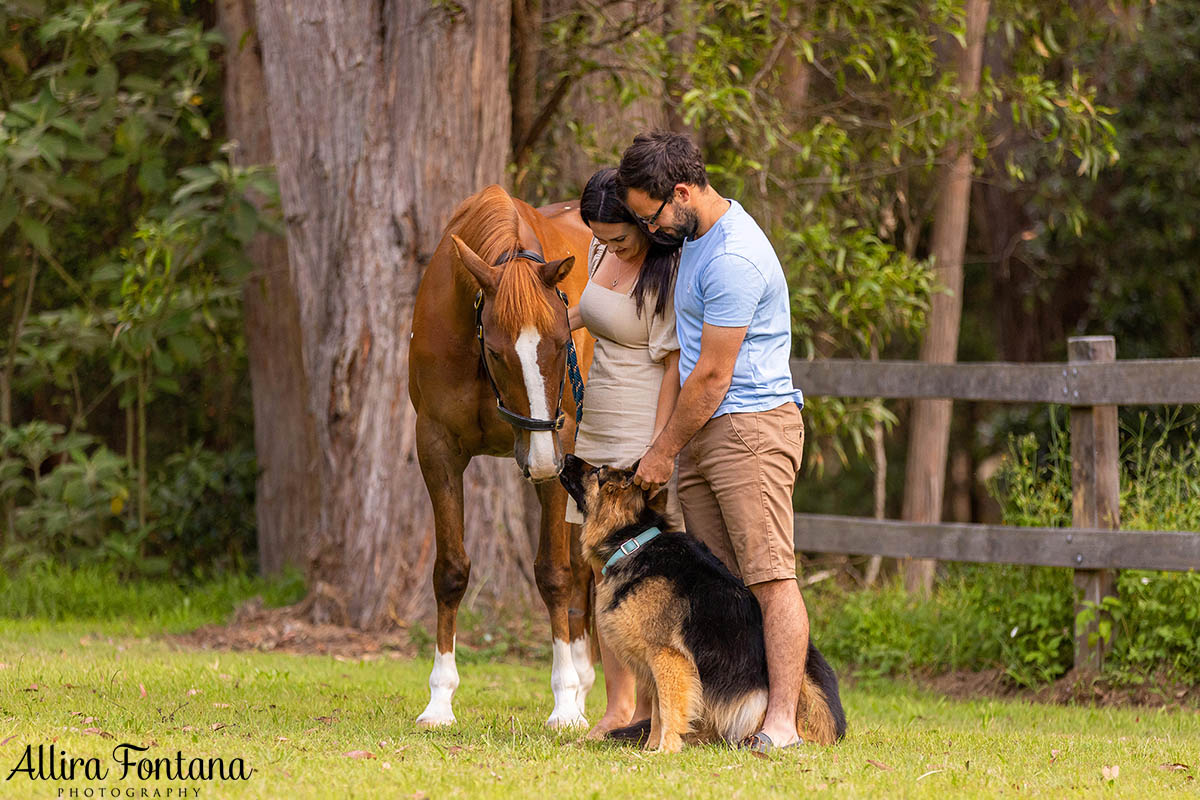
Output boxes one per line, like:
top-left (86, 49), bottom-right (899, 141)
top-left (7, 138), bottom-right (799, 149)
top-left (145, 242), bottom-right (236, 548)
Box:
top-left (475, 249), bottom-right (585, 434)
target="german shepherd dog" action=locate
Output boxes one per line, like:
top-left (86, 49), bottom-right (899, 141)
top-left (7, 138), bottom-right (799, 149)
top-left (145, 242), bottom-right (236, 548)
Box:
top-left (559, 454), bottom-right (845, 752)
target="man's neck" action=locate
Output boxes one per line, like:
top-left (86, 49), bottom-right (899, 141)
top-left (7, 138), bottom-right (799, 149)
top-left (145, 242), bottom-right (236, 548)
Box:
top-left (692, 187), bottom-right (731, 239)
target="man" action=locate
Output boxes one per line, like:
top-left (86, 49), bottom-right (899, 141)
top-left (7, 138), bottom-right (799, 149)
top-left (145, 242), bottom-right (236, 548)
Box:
top-left (619, 130), bottom-right (809, 752)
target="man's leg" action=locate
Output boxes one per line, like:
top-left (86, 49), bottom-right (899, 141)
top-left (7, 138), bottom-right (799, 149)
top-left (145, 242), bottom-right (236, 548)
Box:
top-left (749, 578), bottom-right (809, 745)
top-left (702, 404), bottom-right (808, 745)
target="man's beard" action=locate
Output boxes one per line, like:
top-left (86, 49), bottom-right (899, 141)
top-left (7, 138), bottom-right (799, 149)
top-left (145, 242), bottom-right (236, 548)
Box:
top-left (654, 206), bottom-right (701, 245)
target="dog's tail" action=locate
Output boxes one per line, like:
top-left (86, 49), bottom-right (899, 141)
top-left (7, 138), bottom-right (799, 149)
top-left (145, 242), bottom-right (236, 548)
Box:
top-left (796, 641), bottom-right (847, 745)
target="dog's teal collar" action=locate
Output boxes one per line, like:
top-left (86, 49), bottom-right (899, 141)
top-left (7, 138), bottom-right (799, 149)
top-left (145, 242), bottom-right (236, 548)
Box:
top-left (601, 527), bottom-right (662, 576)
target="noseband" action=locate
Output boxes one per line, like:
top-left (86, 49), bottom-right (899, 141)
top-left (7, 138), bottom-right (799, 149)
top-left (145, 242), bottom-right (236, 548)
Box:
top-left (475, 248), bottom-right (568, 433)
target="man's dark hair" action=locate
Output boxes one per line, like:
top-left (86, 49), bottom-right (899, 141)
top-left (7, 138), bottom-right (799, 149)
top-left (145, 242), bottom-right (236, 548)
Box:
top-left (617, 130), bottom-right (708, 200)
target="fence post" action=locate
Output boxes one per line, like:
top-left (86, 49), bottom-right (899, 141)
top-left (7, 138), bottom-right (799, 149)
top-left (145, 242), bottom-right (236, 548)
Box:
top-left (1068, 336), bottom-right (1120, 673)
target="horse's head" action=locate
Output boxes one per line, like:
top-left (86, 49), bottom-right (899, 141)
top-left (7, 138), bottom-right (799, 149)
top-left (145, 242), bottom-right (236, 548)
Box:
top-left (451, 235), bottom-right (575, 482)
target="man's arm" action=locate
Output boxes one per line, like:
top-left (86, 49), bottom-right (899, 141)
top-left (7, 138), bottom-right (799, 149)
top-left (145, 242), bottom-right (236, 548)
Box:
top-left (633, 323), bottom-right (747, 489)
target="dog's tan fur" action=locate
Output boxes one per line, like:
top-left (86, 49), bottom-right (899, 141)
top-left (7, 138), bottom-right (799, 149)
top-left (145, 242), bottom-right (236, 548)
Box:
top-left (579, 466), bottom-right (841, 751)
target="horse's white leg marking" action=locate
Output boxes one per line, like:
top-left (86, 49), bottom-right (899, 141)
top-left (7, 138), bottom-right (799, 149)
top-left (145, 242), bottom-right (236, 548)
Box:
top-left (416, 641), bottom-right (459, 727)
top-left (546, 638), bottom-right (587, 728)
top-left (570, 634), bottom-right (595, 713)
top-left (515, 327), bottom-right (559, 481)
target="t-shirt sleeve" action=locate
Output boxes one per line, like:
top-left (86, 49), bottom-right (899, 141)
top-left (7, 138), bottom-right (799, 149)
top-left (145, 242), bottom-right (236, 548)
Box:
top-left (647, 287), bottom-right (680, 363)
top-left (700, 253), bottom-right (765, 327)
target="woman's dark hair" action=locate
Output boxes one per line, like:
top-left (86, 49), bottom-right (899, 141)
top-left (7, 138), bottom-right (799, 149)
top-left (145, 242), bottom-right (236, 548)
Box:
top-left (580, 168), bottom-right (679, 320)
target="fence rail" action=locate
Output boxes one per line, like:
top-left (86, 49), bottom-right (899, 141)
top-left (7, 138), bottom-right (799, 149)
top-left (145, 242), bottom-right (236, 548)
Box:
top-left (794, 515), bottom-right (1200, 572)
top-left (790, 357), bottom-right (1200, 405)
top-left (790, 336), bottom-right (1200, 672)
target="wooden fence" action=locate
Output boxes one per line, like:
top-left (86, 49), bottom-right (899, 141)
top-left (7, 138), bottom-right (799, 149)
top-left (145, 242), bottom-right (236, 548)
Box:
top-left (790, 335), bottom-right (1200, 671)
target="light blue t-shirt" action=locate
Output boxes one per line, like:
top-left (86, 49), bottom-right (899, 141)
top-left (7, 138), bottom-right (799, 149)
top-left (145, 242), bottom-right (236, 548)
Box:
top-left (675, 199), bottom-right (803, 417)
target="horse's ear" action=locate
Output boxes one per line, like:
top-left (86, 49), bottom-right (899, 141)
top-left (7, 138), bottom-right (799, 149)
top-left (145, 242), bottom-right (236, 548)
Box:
top-left (538, 255), bottom-right (575, 288)
top-left (451, 235), bottom-right (499, 293)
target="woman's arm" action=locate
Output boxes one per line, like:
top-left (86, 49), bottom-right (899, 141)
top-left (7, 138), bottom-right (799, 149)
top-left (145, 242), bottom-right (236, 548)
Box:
top-left (568, 304), bottom-right (584, 332)
top-left (653, 350), bottom-right (681, 440)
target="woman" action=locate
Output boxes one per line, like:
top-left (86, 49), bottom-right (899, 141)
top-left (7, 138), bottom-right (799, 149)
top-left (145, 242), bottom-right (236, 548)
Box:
top-left (568, 167), bottom-right (683, 739)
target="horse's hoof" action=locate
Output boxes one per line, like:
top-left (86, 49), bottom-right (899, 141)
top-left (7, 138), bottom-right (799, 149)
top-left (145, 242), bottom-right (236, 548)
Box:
top-left (546, 711), bottom-right (588, 729)
top-left (416, 708), bottom-right (456, 727)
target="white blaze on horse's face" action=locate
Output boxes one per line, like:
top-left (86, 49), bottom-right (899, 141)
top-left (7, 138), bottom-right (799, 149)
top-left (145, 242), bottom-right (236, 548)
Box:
top-left (514, 326), bottom-right (562, 481)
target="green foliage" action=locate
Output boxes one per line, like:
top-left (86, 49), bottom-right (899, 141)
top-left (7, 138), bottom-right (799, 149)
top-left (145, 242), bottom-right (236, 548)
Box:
top-left (1036, 3), bottom-right (1200, 358)
top-left (147, 442), bottom-right (258, 579)
top-left (1, 420), bottom-right (259, 580)
top-left (0, 421), bottom-right (131, 565)
top-left (1, 1), bottom-right (277, 578)
top-left (814, 410), bottom-right (1200, 686)
top-left (987, 410), bottom-right (1200, 684)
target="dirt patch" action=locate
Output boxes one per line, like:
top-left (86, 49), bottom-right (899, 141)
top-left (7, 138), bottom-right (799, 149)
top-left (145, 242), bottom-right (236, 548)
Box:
top-left (169, 598), bottom-right (416, 660)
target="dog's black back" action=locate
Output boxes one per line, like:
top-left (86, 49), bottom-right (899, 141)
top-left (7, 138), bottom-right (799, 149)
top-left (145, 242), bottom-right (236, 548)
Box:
top-left (600, 515), bottom-right (846, 741)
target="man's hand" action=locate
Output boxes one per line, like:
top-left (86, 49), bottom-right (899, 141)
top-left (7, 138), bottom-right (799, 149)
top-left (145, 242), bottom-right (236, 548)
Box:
top-left (633, 442), bottom-right (674, 491)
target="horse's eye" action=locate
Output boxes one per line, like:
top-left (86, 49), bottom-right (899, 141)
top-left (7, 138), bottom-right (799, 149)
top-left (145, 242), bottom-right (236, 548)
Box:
top-left (487, 348), bottom-right (501, 360)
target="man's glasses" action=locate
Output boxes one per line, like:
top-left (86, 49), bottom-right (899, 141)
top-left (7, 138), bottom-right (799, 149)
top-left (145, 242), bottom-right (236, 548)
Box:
top-left (636, 195), bottom-right (670, 227)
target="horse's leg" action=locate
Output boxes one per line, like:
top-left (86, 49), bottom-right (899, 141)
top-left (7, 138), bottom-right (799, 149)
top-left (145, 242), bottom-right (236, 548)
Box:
top-left (567, 521), bottom-right (595, 713)
top-left (535, 482), bottom-right (588, 728)
top-left (415, 416), bottom-right (470, 727)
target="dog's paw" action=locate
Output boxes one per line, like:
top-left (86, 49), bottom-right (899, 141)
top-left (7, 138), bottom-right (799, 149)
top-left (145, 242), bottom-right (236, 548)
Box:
top-left (646, 734), bottom-right (683, 754)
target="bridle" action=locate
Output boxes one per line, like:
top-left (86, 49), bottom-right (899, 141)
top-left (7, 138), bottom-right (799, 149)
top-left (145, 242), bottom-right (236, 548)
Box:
top-left (474, 248), bottom-right (571, 433)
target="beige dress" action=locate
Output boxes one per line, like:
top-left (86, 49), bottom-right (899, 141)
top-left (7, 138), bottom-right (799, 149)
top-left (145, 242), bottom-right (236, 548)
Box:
top-left (567, 239), bottom-right (683, 527)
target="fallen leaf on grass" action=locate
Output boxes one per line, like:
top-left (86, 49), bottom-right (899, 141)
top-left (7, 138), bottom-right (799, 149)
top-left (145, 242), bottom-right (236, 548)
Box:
top-left (409, 793), bottom-right (428, 800)
top-left (24, 684), bottom-right (38, 692)
top-left (382, 762), bottom-right (392, 769)
top-left (1, 736), bottom-right (16, 747)
top-left (213, 703), bottom-right (231, 708)
top-left (867, 759), bottom-right (894, 771)
top-left (139, 684), bottom-right (147, 699)
top-left (0, 663), bottom-right (8, 669)
top-left (187, 688), bottom-right (200, 696)
top-left (211, 723), bottom-right (227, 732)
top-left (344, 750), bottom-right (375, 759)
top-left (1102, 765), bottom-right (1120, 781)
top-left (1160, 763), bottom-right (1191, 772)
top-left (82, 728), bottom-right (114, 740)
top-left (315, 715), bottom-right (338, 725)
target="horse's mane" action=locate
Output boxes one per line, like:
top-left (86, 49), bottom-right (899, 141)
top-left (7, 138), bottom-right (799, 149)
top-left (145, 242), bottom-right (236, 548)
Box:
top-left (448, 185), bottom-right (557, 337)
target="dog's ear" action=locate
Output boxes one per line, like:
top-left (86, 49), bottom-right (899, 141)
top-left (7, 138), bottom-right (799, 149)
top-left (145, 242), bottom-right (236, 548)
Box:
top-left (646, 484), bottom-right (669, 517)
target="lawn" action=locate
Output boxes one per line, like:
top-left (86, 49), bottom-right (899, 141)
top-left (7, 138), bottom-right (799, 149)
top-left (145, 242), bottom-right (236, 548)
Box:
top-left (1, 623), bottom-right (1198, 799)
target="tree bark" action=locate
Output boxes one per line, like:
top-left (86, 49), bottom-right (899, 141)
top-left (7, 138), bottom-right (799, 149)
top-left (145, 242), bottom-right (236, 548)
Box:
top-left (248, 0), bottom-right (534, 628)
top-left (899, 0), bottom-right (989, 596)
top-left (216, 0), bottom-right (320, 576)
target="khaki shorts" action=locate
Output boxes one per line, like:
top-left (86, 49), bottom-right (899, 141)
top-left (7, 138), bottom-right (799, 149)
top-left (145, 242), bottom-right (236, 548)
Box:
top-left (677, 402), bottom-right (804, 585)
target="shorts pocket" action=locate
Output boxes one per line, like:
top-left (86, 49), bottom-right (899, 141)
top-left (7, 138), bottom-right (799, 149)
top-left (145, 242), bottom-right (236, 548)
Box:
top-left (726, 412), bottom-right (761, 453)
top-left (783, 421), bottom-right (804, 446)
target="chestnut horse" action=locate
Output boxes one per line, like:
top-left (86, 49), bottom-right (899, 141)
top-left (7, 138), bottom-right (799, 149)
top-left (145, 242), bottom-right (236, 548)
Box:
top-left (408, 185), bottom-right (595, 728)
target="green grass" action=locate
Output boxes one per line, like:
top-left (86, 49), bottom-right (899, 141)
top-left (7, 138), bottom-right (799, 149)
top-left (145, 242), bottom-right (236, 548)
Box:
top-left (2, 626), bottom-right (1199, 799)
top-left (0, 563), bottom-right (306, 635)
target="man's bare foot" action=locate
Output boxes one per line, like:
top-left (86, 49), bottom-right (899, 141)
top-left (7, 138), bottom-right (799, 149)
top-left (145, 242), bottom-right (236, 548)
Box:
top-left (585, 709), bottom-right (635, 741)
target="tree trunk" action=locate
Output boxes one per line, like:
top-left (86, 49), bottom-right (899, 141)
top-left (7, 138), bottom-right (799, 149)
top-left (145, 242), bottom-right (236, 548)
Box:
top-left (216, 0), bottom-right (320, 576)
top-left (899, 0), bottom-right (989, 597)
top-left (248, 0), bottom-right (533, 629)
